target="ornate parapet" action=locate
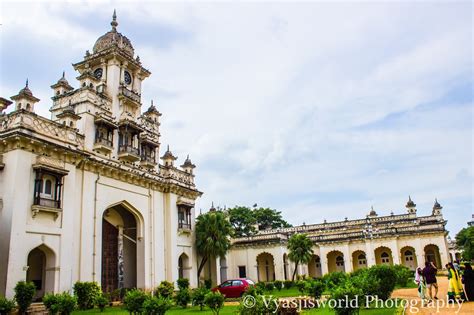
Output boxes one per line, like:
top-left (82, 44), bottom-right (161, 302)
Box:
top-left (159, 165), bottom-right (195, 187)
top-left (0, 110), bottom-right (84, 149)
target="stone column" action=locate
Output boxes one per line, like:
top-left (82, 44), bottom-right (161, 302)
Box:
top-left (320, 247), bottom-right (329, 275)
top-left (390, 240), bottom-right (400, 265)
top-left (342, 245), bottom-right (352, 273)
top-left (365, 241), bottom-right (376, 267)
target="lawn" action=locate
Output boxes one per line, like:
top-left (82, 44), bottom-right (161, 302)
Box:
top-left (72, 305), bottom-right (240, 314)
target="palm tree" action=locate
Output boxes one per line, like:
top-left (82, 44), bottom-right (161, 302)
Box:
top-left (287, 233), bottom-right (314, 281)
top-left (195, 210), bottom-right (233, 282)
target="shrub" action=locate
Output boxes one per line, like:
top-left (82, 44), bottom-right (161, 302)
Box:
top-left (295, 280), bottom-right (307, 294)
top-left (323, 272), bottom-right (347, 289)
top-left (330, 281), bottom-right (363, 315)
top-left (14, 281), bottom-right (36, 315)
top-left (56, 292), bottom-right (77, 315)
top-left (95, 294), bottom-right (109, 312)
top-left (204, 279), bottom-right (212, 290)
top-left (73, 282), bottom-right (101, 310)
top-left (264, 282), bottom-right (275, 292)
top-left (204, 291), bottom-right (225, 315)
top-left (176, 278), bottom-right (190, 290)
top-left (367, 265), bottom-right (397, 300)
top-left (143, 296), bottom-right (172, 315)
top-left (154, 281), bottom-right (174, 299)
top-left (42, 293), bottom-right (59, 315)
top-left (243, 285), bottom-right (263, 297)
top-left (393, 265), bottom-right (413, 287)
top-left (124, 289), bottom-right (147, 315)
top-left (305, 279), bottom-right (325, 299)
top-left (255, 282), bottom-right (266, 292)
top-left (283, 280), bottom-right (294, 289)
top-left (0, 296), bottom-right (16, 315)
top-left (191, 286), bottom-right (209, 311)
top-left (349, 268), bottom-right (380, 297)
top-left (239, 294), bottom-right (278, 315)
top-left (175, 288), bottom-right (191, 308)
top-left (273, 280), bottom-right (283, 291)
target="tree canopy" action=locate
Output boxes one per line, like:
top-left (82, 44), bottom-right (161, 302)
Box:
top-left (227, 206), bottom-right (291, 237)
top-left (195, 210), bottom-right (233, 280)
top-left (455, 226), bottom-right (474, 261)
top-left (287, 233), bottom-right (314, 280)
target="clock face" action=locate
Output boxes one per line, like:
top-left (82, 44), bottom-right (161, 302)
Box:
top-left (94, 68), bottom-right (103, 80)
top-left (124, 71), bottom-right (132, 85)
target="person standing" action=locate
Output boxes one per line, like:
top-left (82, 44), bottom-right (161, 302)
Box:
top-left (422, 261), bottom-right (438, 300)
top-left (415, 267), bottom-right (427, 301)
top-left (462, 263), bottom-right (474, 301)
top-left (447, 262), bottom-right (465, 302)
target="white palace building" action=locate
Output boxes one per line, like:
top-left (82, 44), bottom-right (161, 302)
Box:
top-left (0, 12), bottom-right (450, 298)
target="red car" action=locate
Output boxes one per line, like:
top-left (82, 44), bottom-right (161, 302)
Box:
top-left (211, 278), bottom-right (255, 298)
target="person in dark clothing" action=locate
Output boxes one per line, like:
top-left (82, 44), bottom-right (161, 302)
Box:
top-left (462, 263), bottom-right (474, 301)
top-left (422, 261), bottom-right (438, 300)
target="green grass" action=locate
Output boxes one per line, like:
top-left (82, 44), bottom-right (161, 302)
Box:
top-left (72, 305), bottom-right (240, 314)
top-left (302, 304), bottom-right (399, 314)
top-left (264, 287), bottom-right (302, 297)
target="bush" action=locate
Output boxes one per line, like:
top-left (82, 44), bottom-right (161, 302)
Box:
top-left (0, 296), bottom-right (16, 315)
top-left (42, 293), bottom-right (59, 315)
top-left (73, 282), bottom-right (101, 310)
top-left (323, 272), bottom-right (347, 289)
top-left (295, 280), bottom-right (307, 294)
top-left (367, 265), bottom-right (397, 300)
top-left (330, 281), bottom-right (363, 315)
top-left (204, 291), bottom-right (225, 315)
top-left (154, 281), bottom-right (174, 299)
top-left (239, 294), bottom-right (278, 315)
top-left (56, 292), bottom-right (77, 315)
top-left (14, 281), bottom-right (36, 315)
top-left (305, 279), bottom-right (325, 299)
top-left (243, 285), bottom-right (263, 297)
top-left (191, 286), bottom-right (209, 311)
top-left (264, 282), bottom-right (275, 292)
top-left (176, 278), bottom-right (190, 290)
top-left (283, 280), bottom-right (294, 289)
top-left (349, 268), bottom-right (380, 297)
top-left (204, 279), bottom-right (212, 290)
top-left (273, 280), bottom-right (283, 291)
top-left (143, 296), bottom-right (172, 315)
top-left (255, 282), bottom-right (266, 292)
top-left (124, 289), bottom-right (147, 315)
top-left (95, 294), bottom-right (109, 312)
top-left (393, 265), bottom-right (413, 287)
top-left (175, 288), bottom-right (191, 308)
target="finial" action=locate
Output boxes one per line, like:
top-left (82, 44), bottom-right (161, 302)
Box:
top-left (167, 144), bottom-right (170, 152)
top-left (62, 71), bottom-right (65, 78)
top-left (111, 9), bottom-right (118, 31)
top-left (187, 154), bottom-right (189, 159)
top-left (409, 195), bottom-right (412, 201)
top-left (26, 78), bottom-right (29, 88)
top-left (151, 99), bottom-right (153, 106)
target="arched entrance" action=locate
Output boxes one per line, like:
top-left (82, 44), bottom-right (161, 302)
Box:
top-left (424, 244), bottom-right (441, 268)
top-left (256, 253), bottom-right (275, 282)
top-left (178, 253), bottom-right (190, 280)
top-left (101, 202), bottom-right (143, 293)
top-left (308, 255), bottom-right (322, 278)
top-left (283, 254), bottom-right (289, 280)
top-left (26, 245), bottom-right (56, 300)
top-left (352, 250), bottom-right (367, 270)
top-left (400, 247), bottom-right (417, 270)
top-left (327, 251), bottom-right (345, 273)
top-left (375, 247), bottom-right (393, 265)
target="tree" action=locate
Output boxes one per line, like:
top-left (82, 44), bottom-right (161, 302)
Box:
top-left (287, 233), bottom-right (313, 281)
top-left (455, 226), bottom-right (474, 261)
top-left (227, 206), bottom-right (257, 237)
top-left (254, 207), bottom-right (292, 231)
top-left (195, 210), bottom-right (233, 281)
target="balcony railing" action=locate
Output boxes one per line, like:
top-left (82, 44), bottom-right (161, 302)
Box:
top-left (119, 86), bottom-right (141, 104)
top-left (178, 222), bottom-right (192, 230)
top-left (141, 155), bottom-right (155, 163)
top-left (95, 137), bottom-right (113, 147)
top-left (34, 197), bottom-right (61, 209)
top-left (118, 145), bottom-right (139, 156)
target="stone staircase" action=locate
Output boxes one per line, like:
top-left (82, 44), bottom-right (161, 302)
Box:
top-left (27, 303), bottom-right (48, 315)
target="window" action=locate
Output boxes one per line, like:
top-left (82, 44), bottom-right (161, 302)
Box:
top-left (358, 254), bottom-right (366, 265)
top-left (381, 252), bottom-right (390, 264)
top-left (33, 169), bottom-right (64, 209)
top-left (336, 256), bottom-right (344, 266)
top-left (238, 266), bottom-right (247, 278)
top-left (232, 280), bottom-right (243, 286)
top-left (178, 206), bottom-right (192, 230)
top-left (40, 175), bottom-right (55, 199)
top-left (220, 281), bottom-right (232, 288)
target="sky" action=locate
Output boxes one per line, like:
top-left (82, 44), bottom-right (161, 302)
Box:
top-left (0, 0), bottom-right (472, 236)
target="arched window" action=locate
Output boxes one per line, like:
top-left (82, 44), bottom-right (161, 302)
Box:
top-left (381, 252), bottom-right (390, 263)
top-left (404, 250), bottom-right (414, 261)
top-left (358, 254), bottom-right (367, 265)
top-left (336, 256), bottom-right (344, 266)
top-left (40, 175), bottom-right (56, 199)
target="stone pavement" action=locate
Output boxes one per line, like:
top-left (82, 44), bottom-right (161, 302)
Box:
top-left (392, 277), bottom-right (474, 314)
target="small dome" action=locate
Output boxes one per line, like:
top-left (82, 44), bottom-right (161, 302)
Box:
top-left (93, 10), bottom-right (134, 57)
top-left (405, 196), bottom-right (416, 208)
top-left (433, 198), bottom-right (442, 210)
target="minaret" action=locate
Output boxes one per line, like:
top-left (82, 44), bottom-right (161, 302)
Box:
top-left (367, 206), bottom-right (377, 218)
top-left (180, 155), bottom-right (196, 174)
top-left (405, 196), bottom-right (417, 215)
top-left (11, 80), bottom-right (40, 112)
top-left (51, 71), bottom-right (74, 97)
top-left (56, 101), bottom-right (81, 128)
top-left (160, 145), bottom-right (177, 167)
top-left (432, 199), bottom-right (443, 216)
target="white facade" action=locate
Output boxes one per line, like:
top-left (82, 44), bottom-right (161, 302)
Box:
top-left (0, 12), bottom-right (201, 298)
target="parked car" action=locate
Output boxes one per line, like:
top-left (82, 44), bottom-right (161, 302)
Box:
top-left (211, 278), bottom-right (255, 298)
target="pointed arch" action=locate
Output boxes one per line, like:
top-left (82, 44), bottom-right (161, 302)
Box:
top-left (26, 244), bottom-right (56, 300)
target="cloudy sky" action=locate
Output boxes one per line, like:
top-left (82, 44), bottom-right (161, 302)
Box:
top-left (1, 0), bottom-right (472, 235)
